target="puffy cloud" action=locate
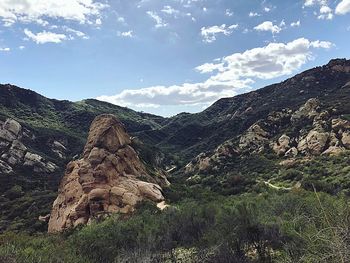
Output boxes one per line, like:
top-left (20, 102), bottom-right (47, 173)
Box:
top-left (336, 0), bottom-right (350, 15)
top-left (254, 21), bottom-right (282, 34)
top-left (303, 0), bottom-right (334, 19)
top-left (0, 0), bottom-right (107, 26)
top-left (201, 24), bottom-right (238, 43)
top-left (0, 47), bottom-right (10, 52)
top-left (97, 38), bottom-right (333, 109)
top-left (147, 11), bottom-right (168, 28)
top-left (24, 29), bottom-right (67, 44)
top-left (318, 5), bottom-right (333, 19)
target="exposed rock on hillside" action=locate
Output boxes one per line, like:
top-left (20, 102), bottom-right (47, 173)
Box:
top-left (0, 119), bottom-right (58, 174)
top-left (186, 98), bottom-right (350, 175)
top-left (48, 114), bottom-right (167, 233)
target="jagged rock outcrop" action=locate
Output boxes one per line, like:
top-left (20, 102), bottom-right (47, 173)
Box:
top-left (48, 114), bottom-right (167, 233)
top-left (0, 118), bottom-right (57, 174)
top-left (239, 124), bottom-right (269, 153)
top-left (186, 96), bottom-right (350, 176)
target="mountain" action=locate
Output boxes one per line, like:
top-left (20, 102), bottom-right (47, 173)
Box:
top-left (138, 59), bottom-right (350, 162)
top-left (1, 58), bottom-right (350, 263)
top-left (1, 58), bottom-right (350, 233)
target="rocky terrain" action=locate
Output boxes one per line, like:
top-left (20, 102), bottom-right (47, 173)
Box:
top-left (48, 114), bottom-right (168, 232)
top-left (1, 58), bottom-right (350, 233)
top-left (185, 97), bottom-right (350, 176)
top-left (0, 119), bottom-right (59, 175)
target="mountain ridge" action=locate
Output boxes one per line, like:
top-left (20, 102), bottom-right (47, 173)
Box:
top-left (1, 58), bottom-right (350, 232)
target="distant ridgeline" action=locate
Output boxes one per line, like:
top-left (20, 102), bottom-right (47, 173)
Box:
top-left (0, 58), bottom-right (350, 232)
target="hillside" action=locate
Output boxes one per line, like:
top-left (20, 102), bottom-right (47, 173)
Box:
top-left (140, 59), bottom-right (350, 162)
top-left (0, 59), bottom-right (350, 263)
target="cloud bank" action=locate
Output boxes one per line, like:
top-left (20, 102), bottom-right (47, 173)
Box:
top-left (97, 38), bottom-right (333, 109)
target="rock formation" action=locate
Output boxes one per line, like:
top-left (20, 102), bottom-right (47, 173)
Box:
top-left (0, 118), bottom-right (57, 174)
top-left (185, 97), bottom-right (350, 176)
top-left (48, 114), bottom-right (166, 233)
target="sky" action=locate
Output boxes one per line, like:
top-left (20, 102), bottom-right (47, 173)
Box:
top-left (0, 0), bottom-right (349, 117)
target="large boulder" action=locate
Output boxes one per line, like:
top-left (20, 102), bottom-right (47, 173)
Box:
top-left (291, 98), bottom-right (320, 122)
top-left (272, 134), bottom-right (291, 156)
top-left (48, 114), bottom-right (166, 233)
top-left (298, 130), bottom-right (329, 155)
top-left (3, 119), bottom-right (22, 136)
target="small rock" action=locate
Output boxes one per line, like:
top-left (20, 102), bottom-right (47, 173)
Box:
top-left (285, 147), bottom-right (298, 158)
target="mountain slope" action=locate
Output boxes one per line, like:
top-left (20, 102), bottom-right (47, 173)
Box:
top-left (141, 59), bottom-right (350, 163)
top-left (1, 58), bottom-right (350, 233)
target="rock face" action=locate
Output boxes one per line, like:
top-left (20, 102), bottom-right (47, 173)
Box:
top-left (0, 118), bottom-right (57, 174)
top-left (48, 114), bottom-right (166, 233)
top-left (186, 97), bottom-right (350, 176)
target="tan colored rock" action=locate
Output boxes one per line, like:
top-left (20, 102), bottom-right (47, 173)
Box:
top-left (39, 214), bottom-right (51, 223)
top-left (273, 134), bottom-right (291, 155)
top-left (331, 118), bottom-right (350, 131)
top-left (328, 132), bottom-right (340, 147)
top-left (279, 159), bottom-right (297, 168)
top-left (285, 147), bottom-right (298, 158)
top-left (298, 130), bottom-right (329, 155)
top-left (322, 146), bottom-right (345, 156)
top-left (48, 114), bottom-right (166, 233)
top-left (341, 131), bottom-right (350, 149)
top-left (291, 98), bottom-right (320, 122)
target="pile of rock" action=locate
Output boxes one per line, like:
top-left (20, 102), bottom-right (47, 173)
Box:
top-left (48, 114), bottom-right (167, 233)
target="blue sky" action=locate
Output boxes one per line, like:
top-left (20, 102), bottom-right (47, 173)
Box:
top-left (0, 0), bottom-right (349, 116)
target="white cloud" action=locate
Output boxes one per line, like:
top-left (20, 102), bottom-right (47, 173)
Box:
top-left (201, 24), bottom-right (238, 43)
top-left (318, 5), bottom-right (333, 19)
top-left (161, 5), bottom-right (179, 16)
top-left (19, 46), bottom-right (25, 50)
top-left (303, 0), bottom-right (334, 19)
top-left (291, 20), bottom-right (301, 27)
top-left (147, 11), bottom-right (167, 28)
top-left (24, 29), bottom-right (67, 44)
top-left (254, 21), bottom-right (282, 34)
top-left (0, 47), bottom-right (10, 52)
top-left (64, 27), bottom-right (89, 39)
top-left (117, 17), bottom-right (126, 24)
top-left (225, 9), bottom-right (234, 16)
top-left (249, 12), bottom-right (260, 17)
top-left (336, 0), bottom-right (350, 14)
top-left (117, 30), bottom-right (134, 38)
top-left (304, 0), bottom-right (328, 7)
top-left (96, 38), bottom-right (333, 110)
top-left (0, 0), bottom-right (107, 26)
